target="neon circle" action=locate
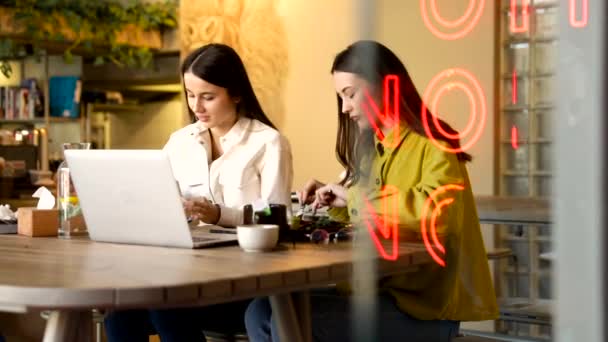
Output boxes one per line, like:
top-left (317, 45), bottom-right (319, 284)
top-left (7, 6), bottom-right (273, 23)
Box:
top-left (430, 0), bottom-right (476, 28)
top-left (422, 68), bottom-right (487, 154)
top-left (421, 0), bottom-right (485, 40)
top-left (430, 82), bottom-right (477, 140)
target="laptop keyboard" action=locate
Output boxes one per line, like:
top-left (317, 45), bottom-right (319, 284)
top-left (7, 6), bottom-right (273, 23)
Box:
top-left (192, 236), bottom-right (216, 243)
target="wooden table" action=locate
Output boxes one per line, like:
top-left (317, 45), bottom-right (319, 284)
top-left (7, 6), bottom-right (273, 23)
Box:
top-left (475, 195), bottom-right (551, 226)
top-left (0, 235), bottom-right (430, 342)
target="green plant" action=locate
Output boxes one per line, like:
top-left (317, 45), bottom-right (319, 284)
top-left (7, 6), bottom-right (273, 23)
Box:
top-left (0, 0), bottom-right (177, 77)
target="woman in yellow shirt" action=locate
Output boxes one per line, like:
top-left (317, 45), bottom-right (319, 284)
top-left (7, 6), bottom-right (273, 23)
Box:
top-left (244, 40), bottom-right (498, 341)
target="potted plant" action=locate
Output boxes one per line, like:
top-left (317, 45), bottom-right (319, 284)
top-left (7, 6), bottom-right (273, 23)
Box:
top-left (0, 0), bottom-right (178, 77)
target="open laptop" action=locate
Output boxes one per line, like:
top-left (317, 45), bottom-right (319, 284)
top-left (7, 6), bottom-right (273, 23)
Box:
top-left (65, 149), bottom-right (238, 248)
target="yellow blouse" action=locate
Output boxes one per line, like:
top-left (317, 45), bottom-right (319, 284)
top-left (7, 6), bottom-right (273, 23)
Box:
top-left (330, 125), bottom-right (498, 321)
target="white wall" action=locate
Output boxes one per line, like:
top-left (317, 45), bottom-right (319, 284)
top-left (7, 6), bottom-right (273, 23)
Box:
top-left (277, 0), bottom-right (358, 188)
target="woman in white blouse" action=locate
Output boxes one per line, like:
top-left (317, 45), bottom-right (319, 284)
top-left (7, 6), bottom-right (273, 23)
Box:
top-left (165, 49), bottom-right (293, 227)
top-left (104, 43), bottom-right (293, 341)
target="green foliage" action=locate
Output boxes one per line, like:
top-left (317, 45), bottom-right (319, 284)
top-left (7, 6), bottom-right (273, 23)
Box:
top-left (0, 0), bottom-right (177, 77)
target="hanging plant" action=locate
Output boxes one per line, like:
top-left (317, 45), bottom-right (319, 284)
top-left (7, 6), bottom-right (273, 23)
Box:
top-left (0, 0), bottom-right (177, 77)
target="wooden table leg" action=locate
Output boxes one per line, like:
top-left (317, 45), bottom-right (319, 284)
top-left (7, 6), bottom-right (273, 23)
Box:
top-left (269, 294), bottom-right (305, 342)
top-left (43, 310), bottom-right (92, 342)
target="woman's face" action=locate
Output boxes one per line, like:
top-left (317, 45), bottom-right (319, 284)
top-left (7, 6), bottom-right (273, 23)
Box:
top-left (332, 71), bottom-right (381, 131)
top-left (184, 72), bottom-right (239, 130)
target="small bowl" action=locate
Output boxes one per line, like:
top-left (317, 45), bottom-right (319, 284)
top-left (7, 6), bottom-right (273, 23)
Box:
top-left (236, 224), bottom-right (279, 252)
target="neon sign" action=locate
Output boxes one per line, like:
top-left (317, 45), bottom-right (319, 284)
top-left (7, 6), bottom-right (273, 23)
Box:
top-left (569, 0), bottom-right (588, 28)
top-left (511, 126), bottom-right (519, 150)
top-left (420, 184), bottom-right (465, 267)
top-left (363, 185), bottom-right (399, 261)
top-left (510, 0), bottom-right (530, 34)
top-left (420, 0), bottom-right (485, 40)
top-left (509, 0), bottom-right (587, 31)
top-left (360, 73), bottom-right (484, 263)
top-left (362, 75), bottom-right (400, 148)
top-left (362, 182), bottom-right (466, 265)
top-left (421, 68), bottom-right (487, 153)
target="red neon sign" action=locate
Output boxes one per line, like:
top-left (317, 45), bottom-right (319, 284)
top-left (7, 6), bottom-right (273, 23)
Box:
top-left (430, 82), bottom-right (476, 140)
top-left (421, 68), bottom-right (487, 153)
top-left (362, 183), bottom-right (465, 265)
top-left (420, 184), bottom-right (465, 267)
top-left (430, 0), bottom-right (476, 28)
top-left (569, 0), bottom-right (588, 28)
top-left (362, 74), bottom-right (400, 148)
top-left (511, 126), bottom-right (519, 150)
top-left (510, 0), bottom-right (530, 34)
top-left (363, 185), bottom-right (399, 261)
top-left (421, 0), bottom-right (485, 40)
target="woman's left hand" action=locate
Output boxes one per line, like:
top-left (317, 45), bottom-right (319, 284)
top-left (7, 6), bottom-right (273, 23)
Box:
top-left (183, 197), bottom-right (220, 224)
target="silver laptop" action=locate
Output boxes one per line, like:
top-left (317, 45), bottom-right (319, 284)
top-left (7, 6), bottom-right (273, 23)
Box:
top-left (65, 149), bottom-right (238, 248)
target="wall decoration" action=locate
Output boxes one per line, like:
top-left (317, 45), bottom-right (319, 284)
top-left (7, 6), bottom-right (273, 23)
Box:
top-left (180, 0), bottom-right (289, 128)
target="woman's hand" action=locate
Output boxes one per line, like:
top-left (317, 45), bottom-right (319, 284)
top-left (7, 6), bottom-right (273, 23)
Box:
top-left (297, 179), bottom-right (326, 205)
top-left (313, 183), bottom-right (348, 209)
top-left (183, 197), bottom-right (220, 224)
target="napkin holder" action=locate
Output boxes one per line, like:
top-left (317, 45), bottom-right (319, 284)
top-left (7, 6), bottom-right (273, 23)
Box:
top-left (17, 207), bottom-right (59, 237)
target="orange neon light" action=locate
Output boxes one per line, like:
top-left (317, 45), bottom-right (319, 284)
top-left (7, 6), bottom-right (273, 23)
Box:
top-left (569, 0), bottom-right (588, 28)
top-left (511, 126), bottom-right (519, 150)
top-left (430, 82), bottom-right (476, 140)
top-left (510, 0), bottom-right (530, 34)
top-left (362, 75), bottom-right (401, 148)
top-left (420, 184), bottom-right (465, 267)
top-left (363, 185), bottom-right (400, 261)
top-left (430, 0), bottom-right (476, 28)
top-left (421, 0), bottom-right (485, 40)
top-left (421, 68), bottom-right (487, 153)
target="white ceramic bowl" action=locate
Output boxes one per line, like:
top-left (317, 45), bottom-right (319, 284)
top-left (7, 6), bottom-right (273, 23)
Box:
top-left (236, 224), bottom-right (279, 252)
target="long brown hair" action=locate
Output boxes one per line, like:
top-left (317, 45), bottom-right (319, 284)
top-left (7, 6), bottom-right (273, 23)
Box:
top-left (331, 40), bottom-right (472, 186)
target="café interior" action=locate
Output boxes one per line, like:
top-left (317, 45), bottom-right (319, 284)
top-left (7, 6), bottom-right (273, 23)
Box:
top-left (0, 1), bottom-right (601, 341)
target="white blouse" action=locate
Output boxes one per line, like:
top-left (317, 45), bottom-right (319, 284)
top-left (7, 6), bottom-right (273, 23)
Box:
top-left (163, 117), bottom-right (293, 227)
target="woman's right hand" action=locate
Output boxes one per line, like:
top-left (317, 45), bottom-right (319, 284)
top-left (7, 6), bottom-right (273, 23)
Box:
top-left (313, 183), bottom-right (348, 209)
top-left (298, 179), bottom-right (325, 205)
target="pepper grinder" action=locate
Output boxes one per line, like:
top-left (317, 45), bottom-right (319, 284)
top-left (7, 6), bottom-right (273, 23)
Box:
top-left (243, 204), bottom-right (253, 225)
